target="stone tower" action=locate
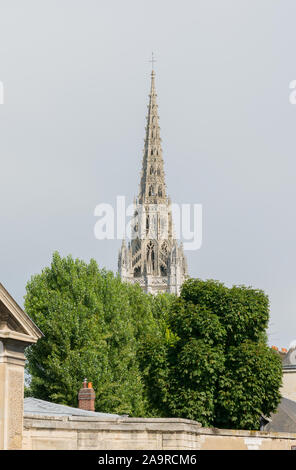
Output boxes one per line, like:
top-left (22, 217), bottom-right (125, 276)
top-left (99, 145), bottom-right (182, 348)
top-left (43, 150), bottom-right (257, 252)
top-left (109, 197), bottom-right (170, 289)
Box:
top-left (118, 69), bottom-right (188, 295)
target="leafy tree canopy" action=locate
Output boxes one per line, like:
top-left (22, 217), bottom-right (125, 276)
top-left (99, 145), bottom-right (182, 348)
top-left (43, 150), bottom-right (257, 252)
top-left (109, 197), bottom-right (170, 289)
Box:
top-left (25, 251), bottom-right (168, 416)
top-left (140, 279), bottom-right (282, 429)
top-left (25, 257), bottom-right (282, 429)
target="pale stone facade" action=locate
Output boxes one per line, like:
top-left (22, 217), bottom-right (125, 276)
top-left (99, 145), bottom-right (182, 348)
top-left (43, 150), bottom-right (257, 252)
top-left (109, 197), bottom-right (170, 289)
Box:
top-left (118, 70), bottom-right (188, 295)
top-left (280, 344), bottom-right (296, 402)
top-left (281, 369), bottom-right (296, 402)
top-left (0, 283), bottom-right (42, 449)
top-left (22, 413), bottom-right (296, 450)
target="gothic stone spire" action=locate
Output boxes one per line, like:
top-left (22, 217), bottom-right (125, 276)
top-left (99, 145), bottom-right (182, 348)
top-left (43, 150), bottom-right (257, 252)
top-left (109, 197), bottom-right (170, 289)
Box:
top-left (118, 69), bottom-right (188, 295)
top-left (139, 70), bottom-right (167, 204)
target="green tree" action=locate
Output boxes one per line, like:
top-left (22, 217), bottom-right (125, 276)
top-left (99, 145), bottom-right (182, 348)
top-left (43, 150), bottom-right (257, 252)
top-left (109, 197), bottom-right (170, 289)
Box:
top-left (141, 278), bottom-right (282, 429)
top-left (25, 252), bottom-right (161, 416)
top-left (25, 256), bottom-right (282, 429)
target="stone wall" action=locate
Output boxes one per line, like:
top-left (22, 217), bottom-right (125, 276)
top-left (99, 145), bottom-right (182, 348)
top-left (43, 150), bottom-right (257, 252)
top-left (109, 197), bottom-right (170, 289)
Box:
top-left (22, 414), bottom-right (296, 450)
top-left (0, 360), bottom-right (24, 449)
top-left (281, 368), bottom-right (296, 402)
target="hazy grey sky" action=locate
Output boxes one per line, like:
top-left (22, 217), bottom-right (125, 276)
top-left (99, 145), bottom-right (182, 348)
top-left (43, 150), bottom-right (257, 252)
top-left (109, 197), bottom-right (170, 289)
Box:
top-left (0, 0), bottom-right (295, 347)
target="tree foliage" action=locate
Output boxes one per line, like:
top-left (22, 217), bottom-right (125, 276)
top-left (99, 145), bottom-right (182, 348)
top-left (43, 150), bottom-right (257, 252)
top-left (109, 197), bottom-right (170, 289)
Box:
top-left (140, 279), bottom-right (282, 429)
top-left (25, 256), bottom-right (282, 429)
top-left (25, 252), bottom-right (161, 416)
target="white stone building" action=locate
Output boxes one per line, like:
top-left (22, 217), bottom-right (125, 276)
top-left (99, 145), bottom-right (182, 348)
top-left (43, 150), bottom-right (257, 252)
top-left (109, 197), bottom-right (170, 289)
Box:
top-left (118, 70), bottom-right (188, 295)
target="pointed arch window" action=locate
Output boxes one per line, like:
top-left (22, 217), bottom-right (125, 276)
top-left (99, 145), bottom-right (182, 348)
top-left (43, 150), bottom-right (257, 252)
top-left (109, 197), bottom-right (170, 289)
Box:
top-left (134, 266), bottom-right (141, 277)
top-left (161, 241), bottom-right (168, 255)
top-left (160, 265), bottom-right (167, 276)
top-left (146, 214), bottom-right (150, 234)
top-left (146, 241), bottom-right (155, 272)
top-left (160, 242), bottom-right (168, 276)
top-left (148, 185), bottom-right (154, 196)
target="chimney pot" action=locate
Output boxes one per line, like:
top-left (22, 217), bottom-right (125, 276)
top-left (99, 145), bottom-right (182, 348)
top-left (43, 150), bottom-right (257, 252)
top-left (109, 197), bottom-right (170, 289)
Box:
top-left (78, 379), bottom-right (95, 412)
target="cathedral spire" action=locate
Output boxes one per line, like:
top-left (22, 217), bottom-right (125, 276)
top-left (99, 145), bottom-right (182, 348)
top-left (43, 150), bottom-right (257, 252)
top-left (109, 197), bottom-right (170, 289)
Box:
top-left (139, 70), bottom-right (167, 204)
top-left (118, 69), bottom-right (188, 295)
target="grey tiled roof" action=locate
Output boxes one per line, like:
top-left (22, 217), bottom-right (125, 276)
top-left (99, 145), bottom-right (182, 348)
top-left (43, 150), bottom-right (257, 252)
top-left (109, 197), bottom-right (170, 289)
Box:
top-left (282, 346), bottom-right (296, 367)
top-left (264, 397), bottom-right (296, 433)
top-left (24, 397), bottom-right (120, 418)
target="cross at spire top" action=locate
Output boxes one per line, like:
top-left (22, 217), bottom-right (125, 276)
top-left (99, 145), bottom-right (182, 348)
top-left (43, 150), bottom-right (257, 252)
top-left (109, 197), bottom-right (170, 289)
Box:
top-left (149, 52), bottom-right (156, 72)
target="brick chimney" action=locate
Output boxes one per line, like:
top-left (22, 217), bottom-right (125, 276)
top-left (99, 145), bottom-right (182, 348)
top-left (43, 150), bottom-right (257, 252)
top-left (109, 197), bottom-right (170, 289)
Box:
top-left (78, 378), bottom-right (96, 412)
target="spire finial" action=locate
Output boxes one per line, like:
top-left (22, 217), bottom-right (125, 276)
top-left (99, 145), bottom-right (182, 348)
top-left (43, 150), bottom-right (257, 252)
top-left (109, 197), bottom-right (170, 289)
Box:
top-left (149, 52), bottom-right (156, 72)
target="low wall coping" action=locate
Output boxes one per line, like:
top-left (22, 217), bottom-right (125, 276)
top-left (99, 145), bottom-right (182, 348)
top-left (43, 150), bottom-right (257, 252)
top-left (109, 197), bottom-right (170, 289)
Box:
top-left (23, 414), bottom-right (296, 440)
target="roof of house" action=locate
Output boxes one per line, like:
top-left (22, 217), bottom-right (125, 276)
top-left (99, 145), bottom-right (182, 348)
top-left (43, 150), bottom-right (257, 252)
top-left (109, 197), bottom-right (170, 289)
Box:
top-left (0, 283), bottom-right (43, 343)
top-left (282, 346), bottom-right (296, 368)
top-left (264, 397), bottom-right (296, 433)
top-left (24, 397), bottom-right (120, 419)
